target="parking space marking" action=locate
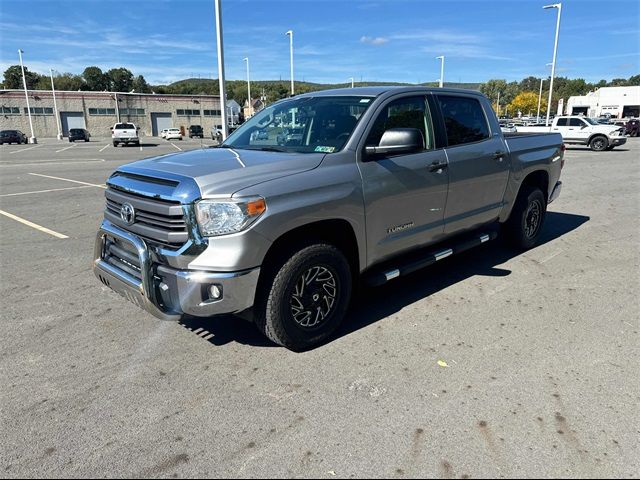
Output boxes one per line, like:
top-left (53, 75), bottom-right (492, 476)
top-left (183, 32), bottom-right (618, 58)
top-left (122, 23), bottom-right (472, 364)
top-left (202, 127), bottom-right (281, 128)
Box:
top-left (8, 145), bottom-right (40, 155)
top-left (170, 142), bottom-right (182, 151)
top-left (0, 159), bottom-right (106, 167)
top-left (0, 185), bottom-right (94, 197)
top-left (28, 173), bottom-right (107, 189)
top-left (55, 144), bottom-right (78, 153)
top-left (0, 209), bottom-right (68, 239)
top-left (99, 144), bottom-right (110, 152)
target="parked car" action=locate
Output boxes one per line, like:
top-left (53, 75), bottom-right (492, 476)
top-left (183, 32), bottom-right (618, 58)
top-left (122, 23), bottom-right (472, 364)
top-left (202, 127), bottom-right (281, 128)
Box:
top-left (93, 86), bottom-right (563, 350)
top-left (517, 115), bottom-right (627, 151)
top-left (112, 123), bottom-right (139, 147)
top-left (189, 125), bottom-right (204, 138)
top-left (625, 118), bottom-right (640, 137)
top-left (0, 130), bottom-right (27, 144)
top-left (68, 128), bottom-right (90, 142)
top-left (499, 122), bottom-right (517, 133)
top-left (165, 128), bottom-right (182, 140)
top-left (160, 129), bottom-right (169, 139)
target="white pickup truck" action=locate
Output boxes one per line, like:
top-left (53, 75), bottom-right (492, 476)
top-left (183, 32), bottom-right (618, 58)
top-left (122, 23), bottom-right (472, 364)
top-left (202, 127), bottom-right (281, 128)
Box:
top-left (112, 122), bottom-right (140, 147)
top-left (517, 116), bottom-right (627, 151)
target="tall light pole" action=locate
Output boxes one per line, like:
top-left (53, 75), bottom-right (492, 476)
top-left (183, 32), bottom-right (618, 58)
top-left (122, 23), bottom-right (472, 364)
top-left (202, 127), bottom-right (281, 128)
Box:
top-left (496, 91), bottom-right (500, 116)
top-left (214, 0), bottom-right (229, 140)
top-left (243, 57), bottom-right (251, 117)
top-left (286, 30), bottom-right (294, 95)
top-left (349, 77), bottom-right (354, 88)
top-left (49, 69), bottom-right (63, 140)
top-left (436, 55), bottom-right (445, 88)
top-left (18, 49), bottom-right (36, 143)
top-left (544, 3), bottom-right (562, 126)
top-left (537, 62), bottom-right (553, 122)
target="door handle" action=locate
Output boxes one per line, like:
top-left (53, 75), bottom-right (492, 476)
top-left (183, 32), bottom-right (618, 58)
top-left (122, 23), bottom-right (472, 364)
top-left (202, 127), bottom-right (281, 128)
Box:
top-left (429, 161), bottom-right (448, 172)
top-left (493, 151), bottom-right (505, 161)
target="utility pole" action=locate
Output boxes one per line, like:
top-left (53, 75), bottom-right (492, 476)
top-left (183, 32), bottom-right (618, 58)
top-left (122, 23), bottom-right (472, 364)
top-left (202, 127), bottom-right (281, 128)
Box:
top-left (18, 49), bottom-right (36, 143)
top-left (50, 69), bottom-right (63, 140)
top-left (243, 57), bottom-right (251, 117)
top-left (544, 3), bottom-right (562, 126)
top-left (436, 55), bottom-right (445, 88)
top-left (286, 30), bottom-right (294, 95)
top-left (214, 0), bottom-right (229, 140)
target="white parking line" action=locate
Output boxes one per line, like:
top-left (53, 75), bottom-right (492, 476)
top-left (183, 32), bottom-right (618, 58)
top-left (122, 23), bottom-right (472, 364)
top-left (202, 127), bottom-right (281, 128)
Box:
top-left (8, 145), bottom-right (40, 155)
top-left (99, 144), bottom-right (110, 152)
top-left (0, 209), bottom-right (68, 239)
top-left (170, 142), bottom-right (182, 151)
top-left (27, 173), bottom-right (107, 189)
top-left (0, 185), bottom-right (94, 197)
top-left (0, 159), bottom-right (106, 167)
top-left (55, 144), bottom-right (78, 153)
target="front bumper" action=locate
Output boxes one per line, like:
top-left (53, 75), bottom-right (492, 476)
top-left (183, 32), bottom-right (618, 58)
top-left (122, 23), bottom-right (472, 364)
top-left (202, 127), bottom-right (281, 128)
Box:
top-left (93, 221), bottom-right (260, 321)
top-left (609, 136), bottom-right (627, 146)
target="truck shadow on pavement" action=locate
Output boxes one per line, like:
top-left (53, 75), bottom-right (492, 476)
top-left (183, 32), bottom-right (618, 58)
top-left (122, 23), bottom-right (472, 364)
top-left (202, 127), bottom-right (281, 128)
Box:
top-left (180, 211), bottom-right (589, 349)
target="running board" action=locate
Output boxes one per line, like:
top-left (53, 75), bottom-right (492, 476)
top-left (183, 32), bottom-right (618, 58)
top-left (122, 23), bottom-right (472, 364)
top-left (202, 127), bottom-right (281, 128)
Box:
top-left (364, 231), bottom-right (497, 287)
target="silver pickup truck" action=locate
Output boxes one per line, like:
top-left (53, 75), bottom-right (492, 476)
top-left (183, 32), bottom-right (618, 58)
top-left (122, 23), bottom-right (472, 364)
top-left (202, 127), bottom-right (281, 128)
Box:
top-left (94, 87), bottom-right (563, 350)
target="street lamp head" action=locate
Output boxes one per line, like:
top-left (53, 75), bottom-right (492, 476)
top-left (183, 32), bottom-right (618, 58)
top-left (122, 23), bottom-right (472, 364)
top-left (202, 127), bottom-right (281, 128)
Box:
top-left (243, 57), bottom-right (248, 62)
top-left (286, 30), bottom-right (293, 36)
top-left (543, 3), bottom-right (561, 8)
top-left (436, 55), bottom-right (444, 60)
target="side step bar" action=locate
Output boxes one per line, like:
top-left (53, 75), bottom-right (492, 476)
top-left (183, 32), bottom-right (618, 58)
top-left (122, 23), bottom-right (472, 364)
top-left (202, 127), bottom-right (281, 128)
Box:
top-left (365, 231), bottom-right (498, 287)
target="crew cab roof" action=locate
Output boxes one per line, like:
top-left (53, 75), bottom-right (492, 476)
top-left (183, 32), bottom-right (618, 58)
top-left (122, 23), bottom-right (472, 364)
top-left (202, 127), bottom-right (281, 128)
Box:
top-left (295, 85), bottom-right (485, 98)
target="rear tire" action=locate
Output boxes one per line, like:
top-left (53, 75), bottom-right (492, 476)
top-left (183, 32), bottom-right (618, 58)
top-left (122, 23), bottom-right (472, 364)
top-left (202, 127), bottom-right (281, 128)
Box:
top-left (113, 142), bottom-right (118, 147)
top-left (253, 243), bottom-right (352, 351)
top-left (504, 186), bottom-right (547, 250)
top-left (589, 135), bottom-right (608, 151)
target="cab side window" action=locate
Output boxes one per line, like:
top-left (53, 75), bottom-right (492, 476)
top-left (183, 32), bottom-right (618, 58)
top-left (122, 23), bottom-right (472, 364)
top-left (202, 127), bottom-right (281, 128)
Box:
top-left (569, 118), bottom-right (586, 127)
top-left (556, 118), bottom-right (568, 126)
top-left (437, 95), bottom-right (490, 147)
top-left (365, 96), bottom-right (434, 150)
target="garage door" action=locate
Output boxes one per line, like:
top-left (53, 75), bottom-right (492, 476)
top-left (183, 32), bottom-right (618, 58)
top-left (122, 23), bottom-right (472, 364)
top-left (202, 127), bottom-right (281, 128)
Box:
top-left (60, 112), bottom-right (86, 136)
top-left (151, 113), bottom-right (173, 136)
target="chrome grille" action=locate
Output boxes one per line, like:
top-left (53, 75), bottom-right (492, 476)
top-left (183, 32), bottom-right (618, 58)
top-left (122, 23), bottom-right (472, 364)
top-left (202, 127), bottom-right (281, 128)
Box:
top-left (104, 188), bottom-right (188, 247)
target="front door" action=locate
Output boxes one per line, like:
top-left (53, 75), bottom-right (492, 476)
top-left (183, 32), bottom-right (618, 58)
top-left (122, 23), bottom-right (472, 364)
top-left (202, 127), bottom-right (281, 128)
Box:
top-left (435, 94), bottom-right (510, 234)
top-left (358, 95), bottom-right (449, 266)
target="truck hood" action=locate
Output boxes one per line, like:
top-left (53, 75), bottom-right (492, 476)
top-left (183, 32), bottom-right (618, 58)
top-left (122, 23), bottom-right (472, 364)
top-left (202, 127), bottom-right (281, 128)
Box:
top-left (116, 147), bottom-right (325, 197)
top-left (591, 125), bottom-right (624, 135)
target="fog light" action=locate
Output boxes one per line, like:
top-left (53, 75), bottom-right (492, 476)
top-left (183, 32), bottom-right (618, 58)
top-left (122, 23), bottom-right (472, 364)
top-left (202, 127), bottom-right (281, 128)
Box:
top-left (209, 285), bottom-right (222, 300)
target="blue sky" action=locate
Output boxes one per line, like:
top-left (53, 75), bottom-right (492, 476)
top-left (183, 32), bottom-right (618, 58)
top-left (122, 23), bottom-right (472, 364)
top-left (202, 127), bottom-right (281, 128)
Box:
top-left (0, 0), bottom-right (638, 85)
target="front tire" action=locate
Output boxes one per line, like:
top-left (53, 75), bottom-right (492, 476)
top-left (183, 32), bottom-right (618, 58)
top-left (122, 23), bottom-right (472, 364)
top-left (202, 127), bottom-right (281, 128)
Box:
top-left (504, 186), bottom-right (547, 250)
top-left (254, 243), bottom-right (352, 351)
top-left (590, 135), bottom-right (608, 151)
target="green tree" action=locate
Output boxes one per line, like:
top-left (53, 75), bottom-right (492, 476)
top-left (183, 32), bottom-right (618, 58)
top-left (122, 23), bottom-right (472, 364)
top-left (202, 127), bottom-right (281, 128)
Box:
top-left (132, 75), bottom-right (151, 93)
top-left (53, 73), bottom-right (85, 91)
top-left (627, 74), bottom-right (640, 86)
top-left (2, 65), bottom-right (40, 89)
top-left (82, 66), bottom-right (108, 91)
top-left (107, 68), bottom-right (134, 92)
top-left (609, 78), bottom-right (628, 86)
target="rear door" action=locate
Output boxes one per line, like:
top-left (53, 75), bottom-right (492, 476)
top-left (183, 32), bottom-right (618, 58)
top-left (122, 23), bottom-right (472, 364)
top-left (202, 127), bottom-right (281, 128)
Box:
top-left (552, 117), bottom-right (580, 141)
top-left (435, 94), bottom-right (510, 234)
top-left (358, 94), bottom-right (449, 264)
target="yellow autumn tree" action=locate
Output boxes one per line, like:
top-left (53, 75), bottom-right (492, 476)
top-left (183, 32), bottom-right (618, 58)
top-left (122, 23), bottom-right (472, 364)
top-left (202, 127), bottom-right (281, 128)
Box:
top-left (508, 91), bottom-right (547, 117)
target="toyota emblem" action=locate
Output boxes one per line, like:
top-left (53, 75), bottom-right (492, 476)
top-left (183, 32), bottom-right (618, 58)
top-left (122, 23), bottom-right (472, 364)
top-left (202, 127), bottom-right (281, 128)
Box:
top-left (120, 203), bottom-right (135, 225)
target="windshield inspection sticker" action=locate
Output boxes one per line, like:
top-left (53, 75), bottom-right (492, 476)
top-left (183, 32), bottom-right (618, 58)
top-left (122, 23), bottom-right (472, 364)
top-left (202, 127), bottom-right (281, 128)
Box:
top-left (315, 146), bottom-right (336, 153)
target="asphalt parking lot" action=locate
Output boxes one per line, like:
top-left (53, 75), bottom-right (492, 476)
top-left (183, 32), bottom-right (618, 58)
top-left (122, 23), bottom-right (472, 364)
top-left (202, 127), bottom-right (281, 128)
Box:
top-left (1, 137), bottom-right (638, 478)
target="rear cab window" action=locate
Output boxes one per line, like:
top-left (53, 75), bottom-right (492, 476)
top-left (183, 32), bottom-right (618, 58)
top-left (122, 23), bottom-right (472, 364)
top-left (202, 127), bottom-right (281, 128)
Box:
top-left (436, 95), bottom-right (490, 147)
top-left (115, 123), bottom-right (135, 129)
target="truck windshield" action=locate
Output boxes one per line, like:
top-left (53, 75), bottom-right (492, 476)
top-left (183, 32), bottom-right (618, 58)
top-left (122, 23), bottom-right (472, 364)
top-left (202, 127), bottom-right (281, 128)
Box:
top-left (221, 96), bottom-right (373, 153)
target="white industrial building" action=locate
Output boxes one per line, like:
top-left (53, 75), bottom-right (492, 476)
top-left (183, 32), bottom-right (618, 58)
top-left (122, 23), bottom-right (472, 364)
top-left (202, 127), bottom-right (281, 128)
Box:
top-left (566, 86), bottom-right (640, 118)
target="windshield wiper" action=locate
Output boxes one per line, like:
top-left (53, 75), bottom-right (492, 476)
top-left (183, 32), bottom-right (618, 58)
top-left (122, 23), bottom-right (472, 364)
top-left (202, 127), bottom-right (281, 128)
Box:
top-left (250, 146), bottom-right (288, 152)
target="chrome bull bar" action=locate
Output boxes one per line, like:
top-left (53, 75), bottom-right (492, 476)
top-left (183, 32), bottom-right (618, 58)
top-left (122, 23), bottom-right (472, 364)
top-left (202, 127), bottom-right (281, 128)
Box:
top-left (93, 220), bottom-right (181, 321)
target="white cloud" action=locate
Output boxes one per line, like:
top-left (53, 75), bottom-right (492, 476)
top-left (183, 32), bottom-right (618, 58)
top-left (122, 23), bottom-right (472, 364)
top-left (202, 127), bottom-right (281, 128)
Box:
top-left (360, 36), bottom-right (389, 46)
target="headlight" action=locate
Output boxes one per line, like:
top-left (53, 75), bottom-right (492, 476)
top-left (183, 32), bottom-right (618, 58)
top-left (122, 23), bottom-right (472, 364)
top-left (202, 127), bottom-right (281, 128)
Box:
top-left (195, 197), bottom-right (266, 236)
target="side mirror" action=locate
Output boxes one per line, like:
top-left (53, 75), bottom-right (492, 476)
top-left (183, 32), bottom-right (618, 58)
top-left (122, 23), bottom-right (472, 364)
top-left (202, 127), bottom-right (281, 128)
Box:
top-left (365, 128), bottom-right (424, 157)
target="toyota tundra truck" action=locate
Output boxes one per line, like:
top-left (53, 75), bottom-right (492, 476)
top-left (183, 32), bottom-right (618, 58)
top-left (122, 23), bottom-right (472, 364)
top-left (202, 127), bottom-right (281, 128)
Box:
top-left (94, 87), bottom-right (563, 350)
